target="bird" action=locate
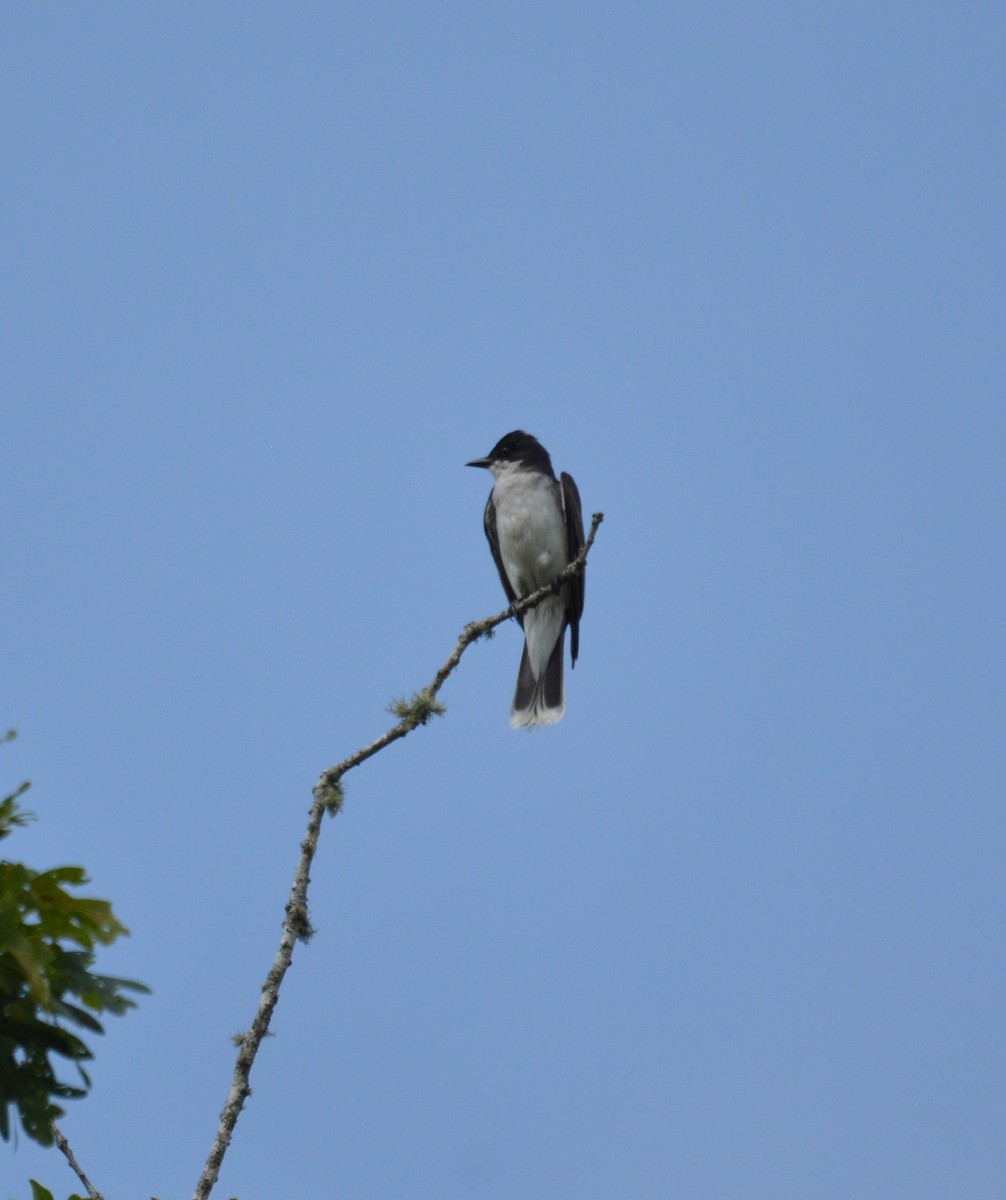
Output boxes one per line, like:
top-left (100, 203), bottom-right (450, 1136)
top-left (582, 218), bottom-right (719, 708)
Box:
top-left (467, 430), bottom-right (585, 727)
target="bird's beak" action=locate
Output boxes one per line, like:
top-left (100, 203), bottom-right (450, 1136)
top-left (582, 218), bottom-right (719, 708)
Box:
top-left (466, 456), bottom-right (492, 469)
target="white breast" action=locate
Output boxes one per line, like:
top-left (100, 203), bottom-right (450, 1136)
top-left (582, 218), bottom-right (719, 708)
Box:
top-left (491, 465), bottom-right (568, 596)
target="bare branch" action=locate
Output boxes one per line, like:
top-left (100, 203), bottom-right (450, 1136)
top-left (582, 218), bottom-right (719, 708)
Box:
top-left (52, 1122), bottom-right (104, 1200)
top-left (192, 511), bottom-right (604, 1200)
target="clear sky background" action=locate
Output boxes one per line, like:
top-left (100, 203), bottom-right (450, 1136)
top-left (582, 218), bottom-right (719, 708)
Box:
top-left (3, 5), bottom-right (1004, 1198)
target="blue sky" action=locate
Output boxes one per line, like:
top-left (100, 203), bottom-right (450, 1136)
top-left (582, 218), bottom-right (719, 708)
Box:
top-left (3, 5), bottom-right (1004, 1198)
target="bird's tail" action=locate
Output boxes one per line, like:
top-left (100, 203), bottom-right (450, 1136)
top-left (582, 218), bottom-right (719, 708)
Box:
top-left (510, 630), bottom-right (565, 728)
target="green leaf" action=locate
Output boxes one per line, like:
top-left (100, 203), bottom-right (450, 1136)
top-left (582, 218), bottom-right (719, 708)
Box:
top-left (0, 783), bottom-right (32, 840)
top-left (0, 782), bottom-right (147, 1146)
top-left (29, 1180), bottom-right (56, 1200)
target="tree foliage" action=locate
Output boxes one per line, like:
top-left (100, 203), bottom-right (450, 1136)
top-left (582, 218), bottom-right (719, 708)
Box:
top-left (0, 731), bottom-right (148, 1147)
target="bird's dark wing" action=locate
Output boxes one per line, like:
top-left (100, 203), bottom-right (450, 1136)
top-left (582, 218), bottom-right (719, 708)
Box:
top-left (560, 471), bottom-right (585, 665)
top-left (483, 493), bottom-right (523, 627)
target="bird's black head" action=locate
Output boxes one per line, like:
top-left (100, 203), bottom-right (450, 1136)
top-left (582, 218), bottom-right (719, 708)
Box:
top-left (466, 430), bottom-right (555, 475)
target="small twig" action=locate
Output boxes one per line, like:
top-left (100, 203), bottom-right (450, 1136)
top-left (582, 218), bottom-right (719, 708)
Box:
top-left (51, 1121), bottom-right (104, 1200)
top-left (422, 510), bottom-right (604, 707)
top-left (192, 512), bottom-right (604, 1200)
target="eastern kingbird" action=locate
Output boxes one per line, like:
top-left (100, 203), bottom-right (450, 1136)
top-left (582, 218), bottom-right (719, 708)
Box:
top-left (467, 431), bottom-right (585, 728)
